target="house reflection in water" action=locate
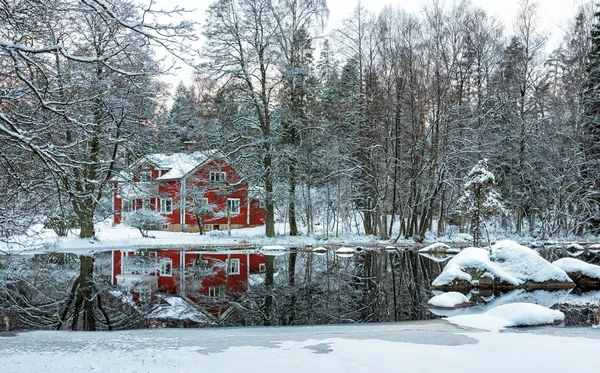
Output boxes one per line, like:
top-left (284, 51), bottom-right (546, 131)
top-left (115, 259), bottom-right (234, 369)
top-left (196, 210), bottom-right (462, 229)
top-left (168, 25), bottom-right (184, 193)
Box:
top-left (110, 248), bottom-right (266, 321)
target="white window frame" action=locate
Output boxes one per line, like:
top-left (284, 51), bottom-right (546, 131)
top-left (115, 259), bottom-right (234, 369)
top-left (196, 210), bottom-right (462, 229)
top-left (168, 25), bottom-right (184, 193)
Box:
top-left (210, 171), bottom-right (226, 182)
top-left (259, 263), bottom-right (266, 273)
top-left (209, 285), bottom-right (226, 298)
top-left (160, 198), bottom-right (173, 214)
top-left (159, 259), bottom-right (173, 277)
top-left (142, 198), bottom-right (150, 210)
top-left (228, 258), bottom-right (240, 275)
top-left (227, 198), bottom-right (240, 215)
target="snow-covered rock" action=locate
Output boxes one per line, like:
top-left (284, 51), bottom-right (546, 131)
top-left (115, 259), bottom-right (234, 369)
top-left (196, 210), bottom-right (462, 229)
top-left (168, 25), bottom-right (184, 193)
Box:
top-left (446, 303), bottom-right (565, 331)
top-left (336, 247), bottom-right (355, 257)
top-left (259, 245), bottom-right (287, 256)
top-left (312, 246), bottom-right (327, 254)
top-left (553, 258), bottom-right (600, 289)
top-left (588, 243), bottom-right (600, 253)
top-left (419, 243), bottom-right (452, 253)
top-left (432, 240), bottom-right (573, 290)
top-left (427, 292), bottom-right (472, 309)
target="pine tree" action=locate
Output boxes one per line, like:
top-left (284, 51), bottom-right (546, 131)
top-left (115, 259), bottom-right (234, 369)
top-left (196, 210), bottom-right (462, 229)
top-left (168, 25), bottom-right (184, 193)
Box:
top-left (458, 159), bottom-right (505, 246)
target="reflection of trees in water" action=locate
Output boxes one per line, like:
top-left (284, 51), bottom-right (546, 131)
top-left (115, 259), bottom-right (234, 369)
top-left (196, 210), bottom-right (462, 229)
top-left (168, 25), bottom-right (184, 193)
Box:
top-left (0, 253), bottom-right (150, 331)
top-left (1, 249), bottom-right (446, 330)
top-left (233, 249), bottom-right (444, 326)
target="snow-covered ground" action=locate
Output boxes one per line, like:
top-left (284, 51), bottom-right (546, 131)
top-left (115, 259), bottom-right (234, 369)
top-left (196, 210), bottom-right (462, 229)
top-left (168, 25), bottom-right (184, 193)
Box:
top-left (1, 319), bottom-right (599, 373)
top-left (1, 220), bottom-right (388, 254)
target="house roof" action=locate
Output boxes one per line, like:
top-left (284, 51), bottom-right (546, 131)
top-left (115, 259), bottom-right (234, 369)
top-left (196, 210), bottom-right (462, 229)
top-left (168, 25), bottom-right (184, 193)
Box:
top-left (145, 149), bottom-right (224, 181)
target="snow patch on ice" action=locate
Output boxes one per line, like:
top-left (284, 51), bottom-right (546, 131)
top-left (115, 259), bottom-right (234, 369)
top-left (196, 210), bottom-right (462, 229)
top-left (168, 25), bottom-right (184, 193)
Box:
top-left (446, 303), bottom-right (564, 331)
top-left (428, 292), bottom-right (470, 308)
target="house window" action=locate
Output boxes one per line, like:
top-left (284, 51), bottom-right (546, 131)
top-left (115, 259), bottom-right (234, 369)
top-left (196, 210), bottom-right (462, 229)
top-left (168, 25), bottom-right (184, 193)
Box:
top-left (227, 198), bottom-right (240, 215)
top-left (209, 285), bottom-right (226, 298)
top-left (259, 263), bottom-right (266, 273)
top-left (161, 224), bottom-right (169, 230)
top-left (210, 171), bottom-right (226, 182)
top-left (159, 259), bottom-right (172, 277)
top-left (142, 199), bottom-right (150, 210)
top-left (160, 198), bottom-right (172, 214)
top-left (228, 259), bottom-right (240, 275)
top-left (122, 199), bottom-right (132, 213)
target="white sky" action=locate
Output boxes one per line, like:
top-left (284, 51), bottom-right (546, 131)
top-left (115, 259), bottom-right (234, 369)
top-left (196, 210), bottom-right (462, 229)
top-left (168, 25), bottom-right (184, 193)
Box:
top-left (160, 0), bottom-right (588, 91)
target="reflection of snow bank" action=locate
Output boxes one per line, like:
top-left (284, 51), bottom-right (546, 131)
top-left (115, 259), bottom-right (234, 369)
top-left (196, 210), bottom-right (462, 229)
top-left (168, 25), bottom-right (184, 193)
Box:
top-left (446, 303), bottom-right (564, 331)
top-left (428, 292), bottom-right (470, 309)
top-left (148, 296), bottom-right (214, 324)
top-left (432, 240), bottom-right (572, 287)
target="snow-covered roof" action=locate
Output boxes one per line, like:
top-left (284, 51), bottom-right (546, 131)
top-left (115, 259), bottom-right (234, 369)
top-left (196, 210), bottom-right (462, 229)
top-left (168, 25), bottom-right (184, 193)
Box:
top-left (144, 149), bottom-right (224, 180)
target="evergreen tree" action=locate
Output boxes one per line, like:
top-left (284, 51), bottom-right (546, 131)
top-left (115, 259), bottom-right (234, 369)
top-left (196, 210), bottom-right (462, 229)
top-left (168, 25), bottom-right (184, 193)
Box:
top-left (458, 159), bottom-right (505, 246)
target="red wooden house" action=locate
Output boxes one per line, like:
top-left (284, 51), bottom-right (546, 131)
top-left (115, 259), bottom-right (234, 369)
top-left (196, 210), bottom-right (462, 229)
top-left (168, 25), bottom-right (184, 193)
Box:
top-left (110, 248), bottom-right (267, 321)
top-left (112, 150), bottom-right (265, 232)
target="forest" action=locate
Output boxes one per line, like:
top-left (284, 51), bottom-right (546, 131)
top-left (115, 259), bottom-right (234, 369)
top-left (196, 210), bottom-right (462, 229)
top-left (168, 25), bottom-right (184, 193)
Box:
top-left (2, 0), bottom-right (600, 242)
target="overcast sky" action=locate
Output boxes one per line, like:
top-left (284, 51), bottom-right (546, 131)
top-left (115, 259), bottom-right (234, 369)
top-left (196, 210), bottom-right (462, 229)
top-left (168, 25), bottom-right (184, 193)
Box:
top-left (161, 0), bottom-right (589, 90)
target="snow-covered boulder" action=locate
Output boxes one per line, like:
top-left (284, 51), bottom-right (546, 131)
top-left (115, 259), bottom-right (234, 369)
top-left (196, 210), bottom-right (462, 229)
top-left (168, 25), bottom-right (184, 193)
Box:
top-left (419, 243), bottom-right (459, 254)
top-left (445, 303), bottom-right (565, 331)
top-left (588, 244), bottom-right (600, 253)
top-left (553, 258), bottom-right (600, 289)
top-left (432, 240), bottom-right (573, 291)
top-left (259, 245), bottom-right (287, 256)
top-left (427, 292), bottom-right (472, 309)
top-left (336, 247), bottom-right (355, 258)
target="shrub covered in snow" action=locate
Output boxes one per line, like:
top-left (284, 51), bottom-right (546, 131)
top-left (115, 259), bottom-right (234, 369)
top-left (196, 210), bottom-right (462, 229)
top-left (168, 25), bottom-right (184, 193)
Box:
top-left (126, 209), bottom-right (167, 238)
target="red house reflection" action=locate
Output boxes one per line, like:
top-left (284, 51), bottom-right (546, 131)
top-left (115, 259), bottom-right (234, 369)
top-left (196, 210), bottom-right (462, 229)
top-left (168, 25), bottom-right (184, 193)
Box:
top-left (111, 248), bottom-right (266, 321)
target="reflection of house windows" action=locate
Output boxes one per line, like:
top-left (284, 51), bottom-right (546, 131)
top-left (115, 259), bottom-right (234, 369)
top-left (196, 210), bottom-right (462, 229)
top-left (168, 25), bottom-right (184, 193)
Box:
top-left (209, 285), bottom-right (226, 298)
top-left (160, 198), bottom-right (172, 214)
top-left (122, 199), bottom-right (132, 213)
top-left (159, 259), bottom-right (172, 277)
top-left (227, 198), bottom-right (240, 215)
top-left (210, 171), bottom-right (226, 182)
top-left (259, 263), bottom-right (266, 273)
top-left (228, 259), bottom-right (240, 275)
top-left (142, 199), bottom-right (150, 210)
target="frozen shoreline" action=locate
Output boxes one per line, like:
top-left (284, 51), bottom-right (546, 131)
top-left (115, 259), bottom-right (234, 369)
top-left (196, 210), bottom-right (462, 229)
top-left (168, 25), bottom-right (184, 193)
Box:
top-left (1, 320), bottom-right (599, 373)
